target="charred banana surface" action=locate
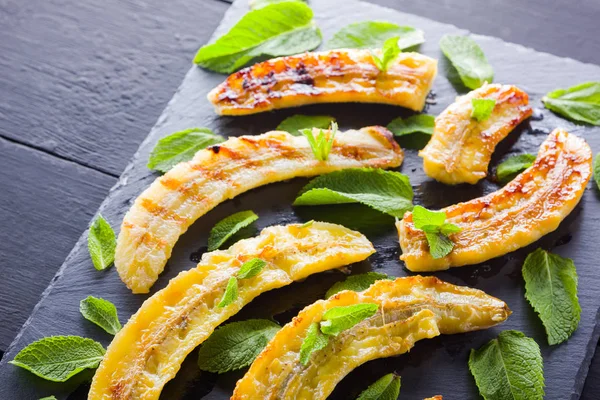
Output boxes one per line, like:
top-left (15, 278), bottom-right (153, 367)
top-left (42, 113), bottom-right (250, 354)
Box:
top-left (400, 129), bottom-right (592, 271)
top-left (420, 84), bottom-right (532, 184)
top-left (232, 276), bottom-right (510, 400)
top-left (117, 127), bottom-right (402, 293)
top-left (208, 50), bottom-right (438, 116)
top-left (90, 222), bottom-right (375, 400)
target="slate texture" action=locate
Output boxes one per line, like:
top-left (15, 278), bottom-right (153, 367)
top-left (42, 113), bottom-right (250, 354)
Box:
top-left (0, 0), bottom-right (599, 398)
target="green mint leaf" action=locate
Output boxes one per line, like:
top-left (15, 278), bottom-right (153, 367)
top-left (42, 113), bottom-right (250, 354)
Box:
top-left (197, 319), bottom-right (280, 373)
top-left (294, 168), bottom-right (413, 218)
top-left (277, 115), bottom-right (336, 136)
top-left (439, 222), bottom-right (462, 235)
top-left (218, 277), bottom-right (239, 308)
top-left (299, 220), bottom-right (315, 228)
top-left (194, 2), bottom-right (321, 73)
top-left (320, 303), bottom-right (378, 336)
top-left (87, 215), bottom-right (116, 271)
top-left (412, 205), bottom-right (446, 229)
top-left (542, 82), bottom-right (600, 125)
top-left (522, 249), bottom-right (581, 345)
top-left (424, 232), bottom-right (455, 259)
top-left (469, 330), bottom-right (544, 400)
top-left (370, 52), bottom-right (384, 71)
top-left (387, 114), bottom-right (435, 139)
top-left (208, 210), bottom-right (259, 251)
top-left (412, 206), bottom-right (460, 259)
top-left (300, 122), bottom-right (338, 161)
top-left (147, 128), bottom-right (225, 173)
top-left (471, 98), bottom-right (497, 122)
top-left (439, 34), bottom-right (494, 89)
top-left (379, 36), bottom-right (402, 71)
top-left (237, 258), bottom-right (267, 279)
top-left (595, 153), bottom-right (600, 190)
top-left (80, 296), bottom-right (122, 335)
top-left (299, 322), bottom-right (330, 366)
top-left (496, 154), bottom-right (536, 184)
top-left (325, 272), bottom-right (391, 298)
top-left (40, 397), bottom-right (58, 400)
top-left (326, 21), bottom-right (424, 51)
top-left (9, 336), bottom-right (105, 382)
top-left (357, 373), bottom-right (401, 400)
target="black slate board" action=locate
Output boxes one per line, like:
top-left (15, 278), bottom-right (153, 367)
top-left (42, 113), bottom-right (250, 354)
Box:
top-left (1, 0), bottom-right (600, 398)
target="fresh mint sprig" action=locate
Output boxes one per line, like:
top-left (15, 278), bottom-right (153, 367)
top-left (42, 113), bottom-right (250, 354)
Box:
top-left (471, 98), bottom-right (496, 121)
top-left (496, 154), bottom-right (536, 183)
top-left (412, 205), bottom-right (461, 259)
top-left (371, 36), bottom-right (401, 72)
top-left (277, 115), bottom-right (336, 136)
top-left (300, 122), bottom-right (338, 161)
top-left (80, 296), bottom-right (122, 335)
top-left (439, 34), bottom-right (493, 89)
top-left (542, 82), bottom-right (600, 125)
top-left (357, 373), bottom-right (401, 400)
top-left (87, 214), bottom-right (116, 271)
top-left (217, 258), bottom-right (267, 307)
top-left (208, 210), bottom-right (259, 251)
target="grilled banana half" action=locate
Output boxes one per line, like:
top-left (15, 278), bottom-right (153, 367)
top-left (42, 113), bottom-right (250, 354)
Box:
top-left (207, 50), bottom-right (438, 116)
top-left (420, 83), bottom-right (532, 184)
top-left (232, 276), bottom-right (510, 400)
top-left (89, 222), bottom-right (375, 400)
top-left (400, 129), bottom-right (592, 271)
top-left (117, 127), bottom-right (402, 293)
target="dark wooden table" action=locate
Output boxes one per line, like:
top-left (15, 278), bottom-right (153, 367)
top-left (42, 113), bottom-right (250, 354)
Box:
top-left (1, 0), bottom-right (599, 396)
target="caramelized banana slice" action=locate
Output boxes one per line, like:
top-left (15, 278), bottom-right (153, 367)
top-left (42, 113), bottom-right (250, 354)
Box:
top-left (232, 276), bottom-right (510, 400)
top-left (208, 50), bottom-right (437, 116)
top-left (420, 84), bottom-right (532, 184)
top-left (90, 222), bottom-right (375, 400)
top-left (117, 127), bottom-right (402, 293)
top-left (400, 129), bottom-right (592, 271)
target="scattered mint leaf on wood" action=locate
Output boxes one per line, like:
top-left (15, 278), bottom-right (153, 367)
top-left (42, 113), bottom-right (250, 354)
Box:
top-left (371, 36), bottom-right (401, 72)
top-left (87, 214), bottom-right (116, 271)
top-left (439, 34), bottom-right (493, 90)
top-left (320, 303), bottom-right (378, 336)
top-left (496, 154), bottom-right (536, 184)
top-left (294, 168), bottom-right (414, 218)
top-left (208, 210), bottom-right (259, 251)
top-left (471, 98), bottom-right (496, 121)
top-left (237, 258), bottom-right (267, 279)
top-left (218, 277), bottom-right (239, 308)
top-left (357, 373), bottom-right (401, 400)
top-left (147, 128), bottom-right (225, 173)
top-left (300, 121), bottom-right (338, 161)
top-left (326, 21), bottom-right (424, 51)
top-left (469, 330), bottom-right (544, 400)
top-left (197, 319), bottom-right (280, 373)
top-left (326, 272), bottom-right (391, 298)
top-left (277, 115), bottom-right (336, 136)
top-left (595, 153), bottom-right (600, 190)
top-left (194, 2), bottom-right (322, 73)
top-left (299, 322), bottom-right (330, 366)
top-left (412, 205), bottom-right (461, 259)
top-left (522, 249), bottom-right (581, 345)
top-left (9, 336), bottom-right (105, 382)
top-left (80, 296), bottom-right (122, 335)
top-left (542, 82), bottom-right (600, 125)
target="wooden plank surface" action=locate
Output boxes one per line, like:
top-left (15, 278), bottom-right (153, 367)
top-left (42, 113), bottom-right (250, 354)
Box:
top-left (1, 0), bottom-right (599, 398)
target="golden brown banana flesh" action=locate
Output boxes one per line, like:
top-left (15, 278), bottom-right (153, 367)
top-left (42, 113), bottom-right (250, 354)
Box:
top-left (208, 49), bottom-right (438, 116)
top-left (89, 222), bottom-right (376, 400)
top-left (420, 83), bottom-right (532, 185)
top-left (232, 276), bottom-right (510, 400)
top-left (400, 129), bottom-right (592, 271)
top-left (116, 127), bottom-right (402, 293)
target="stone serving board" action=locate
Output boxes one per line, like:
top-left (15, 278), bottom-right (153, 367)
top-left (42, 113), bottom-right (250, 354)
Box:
top-left (1, 0), bottom-right (599, 398)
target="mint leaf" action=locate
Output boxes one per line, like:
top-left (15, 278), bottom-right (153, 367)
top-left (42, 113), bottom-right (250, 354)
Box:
top-left (294, 168), bottom-right (413, 218)
top-left (469, 330), bottom-right (544, 400)
top-left (320, 303), bottom-right (378, 336)
top-left (326, 21), bottom-right (424, 51)
top-left (386, 114), bottom-right (435, 149)
top-left (496, 154), bottom-right (536, 184)
top-left (197, 319), bottom-right (280, 373)
top-left (300, 121), bottom-right (338, 161)
top-left (412, 205), bottom-right (446, 228)
top-left (277, 115), bottom-right (336, 136)
top-left (194, 2), bottom-right (321, 73)
top-left (542, 82), bottom-right (600, 125)
top-left (325, 272), bottom-right (391, 298)
top-left (208, 210), bottom-right (259, 251)
top-left (87, 214), bottom-right (116, 271)
top-left (299, 322), bottom-right (330, 366)
top-left (9, 336), bottom-right (105, 382)
top-left (237, 258), bottom-right (267, 279)
top-left (147, 128), bottom-right (225, 173)
top-left (439, 35), bottom-right (493, 90)
top-left (595, 153), bottom-right (600, 190)
top-left (40, 397), bottom-right (58, 400)
top-left (424, 232), bottom-right (454, 259)
top-left (299, 220), bottom-right (315, 228)
top-left (471, 98), bottom-right (497, 122)
top-left (412, 205), bottom-right (461, 259)
top-left (80, 296), bottom-right (122, 335)
top-left (357, 373), bottom-right (401, 400)
top-left (371, 36), bottom-right (401, 72)
top-left (522, 249), bottom-right (581, 345)
top-left (218, 277), bottom-right (239, 308)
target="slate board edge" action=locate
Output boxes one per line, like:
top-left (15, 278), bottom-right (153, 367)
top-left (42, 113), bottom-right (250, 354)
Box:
top-left (1, 0), bottom-right (599, 396)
